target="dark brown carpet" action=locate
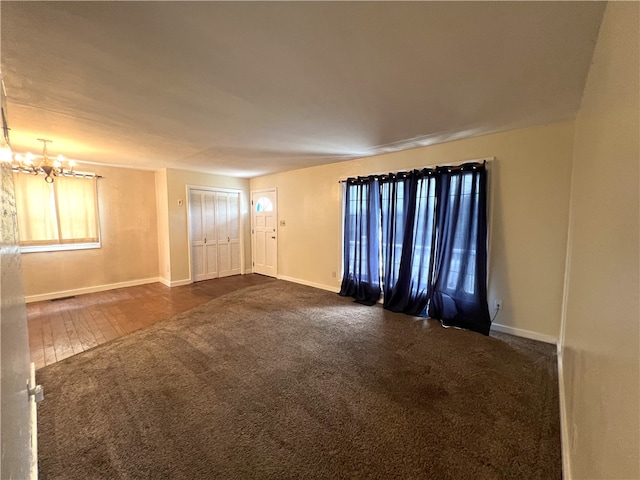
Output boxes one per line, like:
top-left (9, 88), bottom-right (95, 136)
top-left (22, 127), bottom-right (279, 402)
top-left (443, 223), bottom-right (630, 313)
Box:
top-left (37, 280), bottom-right (561, 479)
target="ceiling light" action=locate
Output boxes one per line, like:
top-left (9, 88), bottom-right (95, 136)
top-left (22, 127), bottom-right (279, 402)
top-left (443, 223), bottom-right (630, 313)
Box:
top-left (10, 139), bottom-right (75, 183)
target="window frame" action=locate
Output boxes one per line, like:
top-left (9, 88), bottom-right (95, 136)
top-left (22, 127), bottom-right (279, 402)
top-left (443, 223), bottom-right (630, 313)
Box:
top-left (20, 241), bottom-right (101, 254)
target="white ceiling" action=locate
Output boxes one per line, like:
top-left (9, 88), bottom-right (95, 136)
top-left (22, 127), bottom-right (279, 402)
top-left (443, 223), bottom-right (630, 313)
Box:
top-left (1, 1), bottom-right (605, 178)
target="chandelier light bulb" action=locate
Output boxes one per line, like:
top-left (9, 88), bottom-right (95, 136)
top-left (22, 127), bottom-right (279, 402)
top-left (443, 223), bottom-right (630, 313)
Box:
top-left (25, 152), bottom-right (35, 162)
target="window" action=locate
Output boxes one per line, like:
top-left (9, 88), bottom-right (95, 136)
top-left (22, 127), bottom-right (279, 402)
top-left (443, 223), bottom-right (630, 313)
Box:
top-left (13, 173), bottom-right (100, 252)
top-left (255, 196), bottom-right (273, 212)
top-left (340, 162), bottom-right (491, 334)
top-left (443, 174), bottom-right (479, 294)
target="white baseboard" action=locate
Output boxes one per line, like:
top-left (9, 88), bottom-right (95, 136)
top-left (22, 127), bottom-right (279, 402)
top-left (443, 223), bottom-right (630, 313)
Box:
top-left (491, 322), bottom-right (558, 345)
top-left (244, 268), bottom-right (253, 274)
top-left (557, 343), bottom-right (572, 479)
top-left (158, 277), bottom-right (193, 287)
top-left (277, 275), bottom-right (340, 294)
top-left (167, 278), bottom-right (192, 287)
top-left (25, 277), bottom-right (161, 303)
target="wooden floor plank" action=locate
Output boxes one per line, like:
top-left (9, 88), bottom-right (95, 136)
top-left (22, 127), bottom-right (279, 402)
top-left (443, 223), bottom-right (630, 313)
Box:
top-left (62, 311), bottom-right (85, 356)
top-left (103, 306), bottom-right (127, 337)
top-left (81, 308), bottom-right (107, 344)
top-left (28, 274), bottom-right (276, 368)
top-left (70, 308), bottom-right (100, 352)
top-left (41, 318), bottom-right (57, 367)
top-left (50, 307), bottom-right (75, 362)
top-left (28, 319), bottom-right (46, 370)
top-left (87, 308), bottom-right (120, 342)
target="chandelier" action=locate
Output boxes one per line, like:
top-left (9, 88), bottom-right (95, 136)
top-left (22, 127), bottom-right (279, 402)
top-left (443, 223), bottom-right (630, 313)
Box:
top-left (11, 139), bottom-right (76, 183)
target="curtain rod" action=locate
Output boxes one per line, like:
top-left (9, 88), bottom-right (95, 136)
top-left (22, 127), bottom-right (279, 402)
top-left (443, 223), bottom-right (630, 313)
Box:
top-left (12, 167), bottom-right (103, 179)
top-left (338, 156), bottom-right (495, 183)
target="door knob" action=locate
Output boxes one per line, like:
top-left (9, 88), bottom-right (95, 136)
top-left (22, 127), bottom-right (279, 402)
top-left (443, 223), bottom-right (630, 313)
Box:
top-left (271, 236), bottom-right (276, 239)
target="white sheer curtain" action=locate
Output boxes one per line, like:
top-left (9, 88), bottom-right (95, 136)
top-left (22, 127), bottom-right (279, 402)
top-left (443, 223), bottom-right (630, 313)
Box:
top-left (55, 176), bottom-right (98, 243)
top-left (13, 173), bottom-right (99, 246)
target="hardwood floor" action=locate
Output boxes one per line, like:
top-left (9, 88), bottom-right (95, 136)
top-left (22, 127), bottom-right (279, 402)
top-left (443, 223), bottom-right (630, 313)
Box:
top-left (27, 274), bottom-right (276, 370)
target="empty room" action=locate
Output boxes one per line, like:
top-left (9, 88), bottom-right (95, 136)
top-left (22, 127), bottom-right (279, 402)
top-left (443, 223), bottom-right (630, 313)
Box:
top-left (0, 2), bottom-right (638, 479)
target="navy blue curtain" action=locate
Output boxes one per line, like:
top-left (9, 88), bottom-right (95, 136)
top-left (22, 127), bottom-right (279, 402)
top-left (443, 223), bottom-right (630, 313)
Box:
top-left (339, 177), bottom-right (381, 305)
top-left (341, 162), bottom-right (490, 335)
top-left (381, 171), bottom-right (437, 316)
top-left (427, 163), bottom-right (491, 334)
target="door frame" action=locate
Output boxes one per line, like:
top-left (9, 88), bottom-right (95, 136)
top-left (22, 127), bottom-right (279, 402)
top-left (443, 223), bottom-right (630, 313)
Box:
top-left (186, 185), bottom-right (245, 283)
top-left (250, 188), bottom-right (278, 277)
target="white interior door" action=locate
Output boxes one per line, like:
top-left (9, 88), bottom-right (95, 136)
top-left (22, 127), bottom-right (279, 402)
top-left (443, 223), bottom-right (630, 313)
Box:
top-left (189, 190), bottom-right (218, 281)
top-left (1, 162), bottom-right (37, 479)
top-left (251, 189), bottom-right (277, 277)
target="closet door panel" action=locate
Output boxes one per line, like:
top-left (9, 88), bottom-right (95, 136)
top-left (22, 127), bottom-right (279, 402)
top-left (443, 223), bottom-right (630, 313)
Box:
top-left (204, 192), bottom-right (218, 279)
top-left (229, 193), bottom-right (241, 274)
top-left (216, 193), bottom-right (229, 241)
top-left (218, 244), bottom-right (231, 276)
top-left (189, 191), bottom-right (206, 282)
top-left (216, 193), bottom-right (232, 277)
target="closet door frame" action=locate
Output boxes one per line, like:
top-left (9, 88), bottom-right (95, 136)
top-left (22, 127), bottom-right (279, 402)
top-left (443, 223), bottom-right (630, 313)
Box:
top-left (186, 185), bottom-right (244, 283)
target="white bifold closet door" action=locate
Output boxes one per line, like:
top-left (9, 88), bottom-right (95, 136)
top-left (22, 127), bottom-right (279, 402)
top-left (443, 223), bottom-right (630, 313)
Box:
top-left (190, 190), bottom-right (241, 282)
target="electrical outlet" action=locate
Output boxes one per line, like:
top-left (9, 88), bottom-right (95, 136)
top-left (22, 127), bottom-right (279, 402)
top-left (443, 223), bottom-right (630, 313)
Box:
top-left (331, 271), bottom-right (337, 278)
top-left (494, 299), bottom-right (503, 310)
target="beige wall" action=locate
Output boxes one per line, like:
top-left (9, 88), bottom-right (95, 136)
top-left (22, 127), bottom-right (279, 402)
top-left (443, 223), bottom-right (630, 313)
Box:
top-left (21, 165), bottom-right (159, 298)
top-left (164, 168), bottom-right (251, 283)
top-left (561, 2), bottom-right (640, 479)
top-left (251, 121), bottom-right (574, 340)
top-left (155, 168), bottom-right (170, 283)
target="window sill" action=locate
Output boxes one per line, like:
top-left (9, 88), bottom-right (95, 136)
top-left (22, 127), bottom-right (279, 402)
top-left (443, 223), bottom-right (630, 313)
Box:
top-left (20, 242), bottom-right (101, 254)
